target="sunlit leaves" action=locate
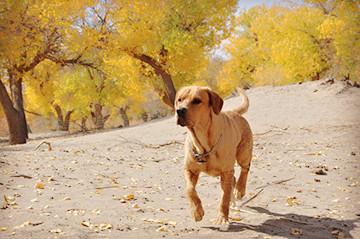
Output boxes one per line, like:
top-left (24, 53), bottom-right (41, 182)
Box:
top-left (218, 1), bottom-right (359, 95)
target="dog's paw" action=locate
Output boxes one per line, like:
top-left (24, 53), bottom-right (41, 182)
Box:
top-left (234, 188), bottom-right (245, 200)
top-left (192, 205), bottom-right (204, 222)
top-left (214, 214), bottom-right (229, 225)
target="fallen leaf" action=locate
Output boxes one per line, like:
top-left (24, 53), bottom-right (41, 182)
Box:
top-left (2, 196), bottom-right (9, 209)
top-left (123, 194), bottom-right (135, 201)
top-left (63, 197), bottom-right (71, 201)
top-left (0, 227), bottom-right (7, 231)
top-left (50, 228), bottom-right (62, 233)
top-left (315, 169), bottom-right (327, 175)
top-left (30, 198), bottom-right (38, 203)
top-left (3, 195), bottom-right (17, 209)
top-left (81, 221), bottom-right (91, 227)
top-left (91, 209), bottom-right (101, 215)
top-left (156, 225), bottom-right (168, 232)
top-left (98, 223), bottom-right (112, 230)
top-left (132, 203), bottom-right (139, 209)
top-left (30, 221), bottom-right (43, 226)
top-left (305, 151), bottom-right (324, 156)
top-left (143, 218), bottom-right (165, 224)
top-left (48, 176), bottom-right (55, 182)
top-left (35, 182), bottom-right (45, 189)
top-left (230, 217), bottom-right (241, 221)
top-left (291, 228), bottom-right (302, 236)
top-left (167, 221), bottom-right (177, 226)
top-left (13, 221), bottom-right (31, 229)
top-left (286, 196), bottom-right (299, 206)
top-left (66, 209), bottom-right (86, 216)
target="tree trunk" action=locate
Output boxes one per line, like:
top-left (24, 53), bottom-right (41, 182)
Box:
top-left (311, 72), bottom-right (320, 81)
top-left (132, 53), bottom-right (176, 108)
top-left (80, 117), bottom-right (88, 132)
top-left (0, 80), bottom-right (27, 144)
top-left (119, 106), bottom-right (129, 127)
top-left (64, 110), bottom-right (73, 131)
top-left (53, 104), bottom-right (73, 131)
top-left (91, 103), bottom-right (110, 130)
top-left (9, 76), bottom-right (28, 138)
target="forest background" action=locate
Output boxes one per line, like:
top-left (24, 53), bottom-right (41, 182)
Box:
top-left (0, 0), bottom-right (358, 144)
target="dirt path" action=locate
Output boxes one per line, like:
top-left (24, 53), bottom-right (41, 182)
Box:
top-left (1, 80), bottom-right (359, 239)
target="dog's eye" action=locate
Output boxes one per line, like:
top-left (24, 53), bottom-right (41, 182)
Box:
top-left (192, 98), bottom-right (202, 105)
top-left (178, 98), bottom-right (182, 102)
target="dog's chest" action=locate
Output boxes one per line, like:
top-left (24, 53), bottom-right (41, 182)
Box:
top-left (197, 152), bottom-right (232, 176)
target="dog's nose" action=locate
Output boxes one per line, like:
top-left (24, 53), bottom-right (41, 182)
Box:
top-left (176, 108), bottom-right (187, 117)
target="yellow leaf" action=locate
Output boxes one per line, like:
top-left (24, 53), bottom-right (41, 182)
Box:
top-left (123, 194), bottom-right (135, 201)
top-left (98, 223), bottom-right (112, 230)
top-left (286, 196), bottom-right (299, 206)
top-left (35, 182), bottom-right (45, 189)
top-left (230, 217), bottom-right (241, 221)
top-left (291, 227), bottom-right (302, 236)
top-left (156, 225), bottom-right (168, 232)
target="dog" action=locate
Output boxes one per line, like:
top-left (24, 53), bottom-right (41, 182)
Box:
top-left (175, 86), bottom-right (253, 224)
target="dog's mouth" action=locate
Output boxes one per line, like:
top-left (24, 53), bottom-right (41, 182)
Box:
top-left (176, 117), bottom-right (187, 127)
top-left (176, 116), bottom-right (194, 128)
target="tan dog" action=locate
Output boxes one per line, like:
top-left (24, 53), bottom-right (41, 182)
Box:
top-left (175, 86), bottom-right (253, 224)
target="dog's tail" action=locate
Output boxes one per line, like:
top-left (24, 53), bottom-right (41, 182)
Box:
top-left (233, 88), bottom-right (249, 115)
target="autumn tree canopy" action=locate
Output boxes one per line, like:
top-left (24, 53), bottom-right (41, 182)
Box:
top-left (218, 0), bottom-right (359, 94)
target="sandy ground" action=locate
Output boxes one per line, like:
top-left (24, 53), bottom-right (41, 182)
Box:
top-left (0, 80), bottom-right (359, 239)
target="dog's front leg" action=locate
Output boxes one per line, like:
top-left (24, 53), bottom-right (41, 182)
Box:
top-left (215, 170), bottom-right (234, 224)
top-left (184, 169), bottom-right (204, 222)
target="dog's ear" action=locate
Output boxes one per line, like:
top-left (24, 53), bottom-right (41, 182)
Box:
top-left (207, 89), bottom-right (223, 114)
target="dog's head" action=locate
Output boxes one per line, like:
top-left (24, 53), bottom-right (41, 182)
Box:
top-left (174, 86), bottom-right (223, 128)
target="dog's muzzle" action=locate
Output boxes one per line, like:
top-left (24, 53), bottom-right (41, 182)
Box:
top-left (176, 107), bottom-right (187, 126)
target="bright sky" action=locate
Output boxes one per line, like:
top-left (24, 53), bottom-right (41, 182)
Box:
top-left (237, 0), bottom-right (278, 10)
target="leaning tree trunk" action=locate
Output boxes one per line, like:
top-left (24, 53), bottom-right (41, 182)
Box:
top-left (0, 79), bottom-right (27, 144)
top-left (91, 103), bottom-right (110, 130)
top-left (53, 104), bottom-right (73, 131)
top-left (132, 53), bottom-right (176, 108)
top-left (119, 106), bottom-right (129, 127)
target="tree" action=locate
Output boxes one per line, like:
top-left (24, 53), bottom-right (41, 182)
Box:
top-left (104, 0), bottom-right (237, 107)
top-left (316, 0), bottom-right (360, 81)
top-left (0, 1), bottom-right (92, 144)
top-left (218, 1), bottom-right (359, 95)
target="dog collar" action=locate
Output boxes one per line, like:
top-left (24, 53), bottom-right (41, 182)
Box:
top-left (191, 134), bottom-right (223, 163)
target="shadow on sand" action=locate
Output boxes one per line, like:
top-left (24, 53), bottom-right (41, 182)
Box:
top-left (204, 206), bottom-right (359, 239)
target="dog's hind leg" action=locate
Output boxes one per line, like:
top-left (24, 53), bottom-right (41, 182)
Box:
top-left (235, 140), bottom-right (253, 200)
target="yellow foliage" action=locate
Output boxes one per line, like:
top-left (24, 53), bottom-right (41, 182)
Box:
top-left (218, 1), bottom-right (359, 93)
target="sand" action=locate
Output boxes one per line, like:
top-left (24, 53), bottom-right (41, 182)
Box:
top-left (0, 79), bottom-right (359, 239)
